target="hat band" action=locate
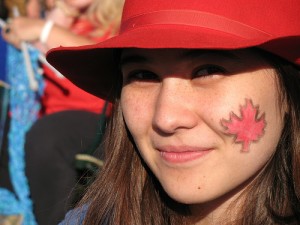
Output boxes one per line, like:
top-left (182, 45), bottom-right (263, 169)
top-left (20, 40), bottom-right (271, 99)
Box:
top-left (121, 10), bottom-right (271, 39)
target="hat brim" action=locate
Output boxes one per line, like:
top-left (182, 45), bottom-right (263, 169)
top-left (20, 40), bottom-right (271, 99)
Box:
top-left (46, 25), bottom-right (297, 100)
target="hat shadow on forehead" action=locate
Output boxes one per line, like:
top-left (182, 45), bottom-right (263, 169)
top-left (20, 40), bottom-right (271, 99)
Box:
top-left (46, 0), bottom-right (300, 100)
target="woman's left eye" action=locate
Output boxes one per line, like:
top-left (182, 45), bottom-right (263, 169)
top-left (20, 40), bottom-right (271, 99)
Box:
top-left (122, 70), bottom-right (159, 85)
top-left (193, 65), bottom-right (227, 78)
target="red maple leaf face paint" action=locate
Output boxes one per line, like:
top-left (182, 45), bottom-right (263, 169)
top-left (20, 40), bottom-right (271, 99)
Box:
top-left (221, 99), bottom-right (266, 152)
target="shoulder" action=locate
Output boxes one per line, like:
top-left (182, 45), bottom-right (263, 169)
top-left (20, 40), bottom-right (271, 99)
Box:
top-left (58, 205), bottom-right (88, 225)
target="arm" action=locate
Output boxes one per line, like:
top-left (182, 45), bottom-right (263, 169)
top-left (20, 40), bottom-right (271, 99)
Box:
top-left (2, 16), bottom-right (95, 53)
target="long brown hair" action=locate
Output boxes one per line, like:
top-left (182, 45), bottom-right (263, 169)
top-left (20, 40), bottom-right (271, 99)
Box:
top-left (79, 49), bottom-right (300, 225)
top-left (233, 51), bottom-right (300, 225)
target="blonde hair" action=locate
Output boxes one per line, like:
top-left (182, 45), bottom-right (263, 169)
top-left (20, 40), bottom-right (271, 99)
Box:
top-left (87, 0), bottom-right (124, 36)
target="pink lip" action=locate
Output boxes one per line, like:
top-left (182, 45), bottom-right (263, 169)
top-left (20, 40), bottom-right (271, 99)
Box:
top-left (158, 146), bottom-right (213, 164)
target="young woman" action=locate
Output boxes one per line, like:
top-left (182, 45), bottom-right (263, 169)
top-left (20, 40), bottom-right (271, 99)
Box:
top-left (47, 0), bottom-right (300, 224)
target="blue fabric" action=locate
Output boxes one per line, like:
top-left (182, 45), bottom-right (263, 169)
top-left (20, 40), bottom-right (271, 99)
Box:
top-left (59, 205), bottom-right (88, 225)
top-left (0, 44), bottom-right (44, 225)
top-left (0, 29), bottom-right (7, 81)
top-left (0, 188), bottom-right (21, 214)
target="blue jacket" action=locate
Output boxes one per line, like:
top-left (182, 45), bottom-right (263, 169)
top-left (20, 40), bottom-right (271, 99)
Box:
top-left (58, 205), bottom-right (88, 225)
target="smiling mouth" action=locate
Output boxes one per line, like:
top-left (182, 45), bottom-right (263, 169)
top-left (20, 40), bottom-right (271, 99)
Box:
top-left (159, 149), bottom-right (212, 164)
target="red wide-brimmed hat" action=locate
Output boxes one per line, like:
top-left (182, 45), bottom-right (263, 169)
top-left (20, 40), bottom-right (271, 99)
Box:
top-left (47, 0), bottom-right (300, 100)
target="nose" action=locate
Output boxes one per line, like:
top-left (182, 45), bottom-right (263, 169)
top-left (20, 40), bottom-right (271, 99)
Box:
top-left (152, 78), bottom-right (198, 134)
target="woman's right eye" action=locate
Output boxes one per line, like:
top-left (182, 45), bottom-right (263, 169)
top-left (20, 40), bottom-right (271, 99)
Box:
top-left (123, 70), bottom-right (159, 84)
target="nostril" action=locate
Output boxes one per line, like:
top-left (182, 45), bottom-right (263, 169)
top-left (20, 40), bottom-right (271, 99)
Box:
top-left (152, 116), bottom-right (179, 135)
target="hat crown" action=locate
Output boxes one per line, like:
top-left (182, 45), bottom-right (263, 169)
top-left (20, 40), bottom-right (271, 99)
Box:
top-left (120, 0), bottom-right (300, 36)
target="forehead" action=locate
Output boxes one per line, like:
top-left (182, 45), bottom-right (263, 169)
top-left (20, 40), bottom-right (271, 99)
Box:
top-left (120, 48), bottom-right (272, 71)
top-left (121, 48), bottom-right (264, 63)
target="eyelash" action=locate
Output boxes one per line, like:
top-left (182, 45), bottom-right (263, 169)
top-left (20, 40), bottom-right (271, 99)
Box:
top-left (123, 65), bottom-right (227, 84)
top-left (192, 64), bottom-right (227, 78)
top-left (123, 70), bottom-right (159, 84)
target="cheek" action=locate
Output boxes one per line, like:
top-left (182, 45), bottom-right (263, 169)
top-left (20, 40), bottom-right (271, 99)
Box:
top-left (121, 88), bottom-right (154, 139)
top-left (221, 99), bottom-right (266, 152)
top-left (217, 71), bottom-right (283, 152)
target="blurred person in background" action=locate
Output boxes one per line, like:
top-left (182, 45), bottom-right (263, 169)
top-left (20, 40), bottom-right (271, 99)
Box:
top-left (1, 0), bottom-right (124, 224)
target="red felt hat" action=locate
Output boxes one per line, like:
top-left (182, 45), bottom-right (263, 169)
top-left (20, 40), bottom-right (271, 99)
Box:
top-left (47, 0), bottom-right (300, 100)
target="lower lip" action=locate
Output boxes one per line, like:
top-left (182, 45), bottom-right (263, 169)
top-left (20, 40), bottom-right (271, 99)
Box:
top-left (159, 150), bottom-right (212, 164)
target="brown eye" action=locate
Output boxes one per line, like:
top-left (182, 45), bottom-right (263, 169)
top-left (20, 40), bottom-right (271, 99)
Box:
top-left (123, 70), bottom-right (159, 84)
top-left (193, 65), bottom-right (226, 78)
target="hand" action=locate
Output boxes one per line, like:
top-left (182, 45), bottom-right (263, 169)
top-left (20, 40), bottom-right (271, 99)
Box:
top-left (46, 6), bottom-right (74, 28)
top-left (2, 17), bottom-right (45, 48)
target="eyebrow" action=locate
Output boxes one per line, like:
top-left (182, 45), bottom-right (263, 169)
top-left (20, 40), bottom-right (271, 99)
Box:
top-left (120, 49), bottom-right (241, 67)
top-left (181, 49), bottom-right (241, 61)
top-left (120, 55), bottom-right (149, 67)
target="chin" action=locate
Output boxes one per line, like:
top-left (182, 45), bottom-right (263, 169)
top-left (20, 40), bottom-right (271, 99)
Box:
top-left (163, 187), bottom-right (206, 205)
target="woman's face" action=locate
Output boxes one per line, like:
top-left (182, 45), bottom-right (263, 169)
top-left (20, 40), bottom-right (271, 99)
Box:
top-left (120, 49), bottom-right (285, 210)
